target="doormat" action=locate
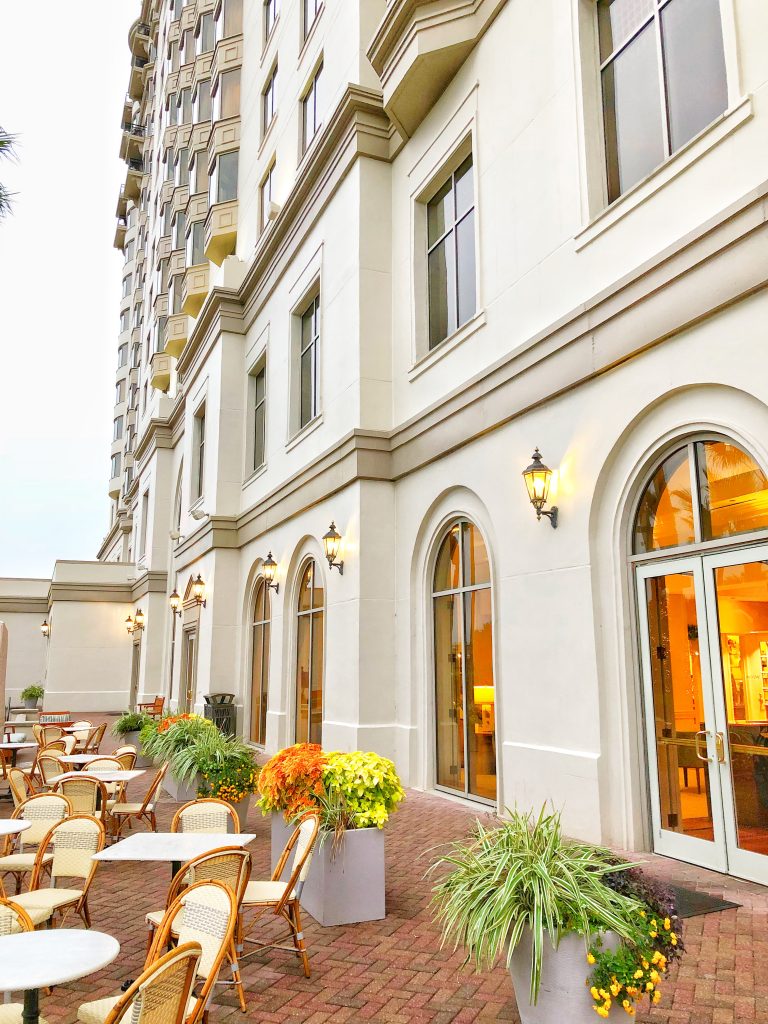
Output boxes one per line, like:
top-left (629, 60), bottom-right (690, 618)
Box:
top-left (669, 884), bottom-right (741, 918)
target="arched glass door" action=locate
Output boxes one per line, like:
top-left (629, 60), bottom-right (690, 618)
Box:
top-left (634, 439), bottom-right (768, 883)
top-left (295, 559), bottom-right (324, 744)
top-left (433, 520), bottom-right (496, 803)
top-left (249, 579), bottom-right (270, 745)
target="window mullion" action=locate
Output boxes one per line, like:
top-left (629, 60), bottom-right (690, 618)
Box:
top-left (653, 6), bottom-right (672, 158)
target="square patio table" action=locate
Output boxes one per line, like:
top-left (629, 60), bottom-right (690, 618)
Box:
top-left (59, 753), bottom-right (105, 767)
top-left (93, 830), bottom-right (256, 878)
top-left (50, 769), bottom-right (146, 785)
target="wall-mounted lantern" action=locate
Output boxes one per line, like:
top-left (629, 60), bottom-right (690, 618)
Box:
top-left (126, 608), bottom-right (145, 634)
top-left (40, 620), bottom-right (50, 639)
top-left (522, 448), bottom-right (558, 529)
top-left (125, 614), bottom-right (135, 634)
top-left (262, 552), bottom-right (279, 593)
top-left (322, 522), bottom-right (344, 575)
top-left (192, 574), bottom-right (207, 607)
top-left (169, 589), bottom-right (182, 617)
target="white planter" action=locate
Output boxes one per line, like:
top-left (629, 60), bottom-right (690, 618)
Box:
top-left (271, 813), bottom-right (386, 926)
top-left (162, 771), bottom-right (201, 803)
top-left (120, 731), bottom-right (152, 767)
top-left (509, 931), bottom-right (620, 1024)
top-left (232, 795), bottom-right (251, 831)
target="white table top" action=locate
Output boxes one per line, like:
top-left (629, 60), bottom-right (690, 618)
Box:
top-left (60, 754), bottom-right (102, 765)
top-left (0, 820), bottom-right (32, 838)
top-left (51, 769), bottom-right (146, 784)
top-left (93, 831), bottom-right (255, 863)
top-left (0, 742), bottom-right (37, 750)
top-left (63, 726), bottom-right (90, 733)
top-left (0, 929), bottom-right (120, 991)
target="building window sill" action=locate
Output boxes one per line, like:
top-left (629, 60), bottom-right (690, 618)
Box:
top-left (409, 309), bottom-right (487, 381)
top-left (258, 114), bottom-right (278, 159)
top-left (575, 95), bottom-right (753, 252)
top-left (242, 462), bottom-right (268, 489)
top-left (286, 413), bottom-right (323, 452)
top-left (298, 5), bottom-right (324, 66)
top-left (260, 19), bottom-right (280, 66)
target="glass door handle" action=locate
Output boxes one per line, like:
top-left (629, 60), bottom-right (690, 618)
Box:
top-left (694, 730), bottom-right (711, 762)
top-left (715, 732), bottom-right (726, 764)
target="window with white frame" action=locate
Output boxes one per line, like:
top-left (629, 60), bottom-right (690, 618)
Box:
top-left (303, 0), bottom-right (321, 39)
top-left (193, 406), bottom-right (206, 500)
top-left (175, 147), bottom-right (189, 187)
top-left (113, 416), bottom-right (124, 441)
top-left (210, 149), bottom-right (238, 203)
top-left (264, 0), bottom-right (279, 41)
top-left (260, 161), bottom-right (275, 232)
top-left (178, 87), bottom-right (192, 124)
top-left (214, 69), bottom-right (241, 121)
top-left (196, 12), bottom-right (215, 54)
top-left (173, 211), bottom-right (186, 251)
top-left (186, 220), bottom-right (206, 266)
top-left (598, 0), bottom-right (728, 203)
top-left (194, 79), bottom-right (211, 122)
top-left (298, 294), bottom-right (320, 429)
top-left (301, 62), bottom-right (323, 153)
top-left (139, 490), bottom-right (150, 557)
top-left (190, 154), bottom-right (208, 196)
top-left (250, 362), bottom-right (267, 473)
top-left (117, 344), bottom-right (128, 368)
top-left (215, 0), bottom-right (243, 40)
top-left (110, 453), bottom-right (121, 479)
top-left (426, 154), bottom-right (476, 350)
top-left (262, 64), bottom-right (277, 136)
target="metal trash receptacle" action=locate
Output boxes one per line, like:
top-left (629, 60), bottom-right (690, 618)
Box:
top-left (202, 693), bottom-right (236, 736)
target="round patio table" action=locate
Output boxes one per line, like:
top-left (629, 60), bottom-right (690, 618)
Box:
top-left (0, 819), bottom-right (32, 838)
top-left (0, 929), bottom-right (120, 1024)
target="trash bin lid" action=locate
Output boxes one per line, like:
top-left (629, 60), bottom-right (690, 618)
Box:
top-left (204, 693), bottom-right (235, 705)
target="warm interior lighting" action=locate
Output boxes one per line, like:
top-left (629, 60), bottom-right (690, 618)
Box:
top-left (473, 685), bottom-right (495, 706)
top-left (133, 608), bottom-right (145, 631)
top-left (263, 552), bottom-right (279, 592)
top-left (40, 620), bottom-right (50, 639)
top-left (522, 448), bottom-right (558, 528)
top-left (125, 614), bottom-right (135, 634)
top-left (169, 589), bottom-right (182, 616)
top-left (322, 522), bottom-right (344, 574)
top-left (192, 574), bottom-right (207, 607)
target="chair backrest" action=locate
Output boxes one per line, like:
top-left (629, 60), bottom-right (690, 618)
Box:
top-left (72, 721), bottom-right (92, 742)
top-left (32, 814), bottom-right (105, 886)
top-left (85, 757), bottom-right (122, 772)
top-left (152, 697), bottom-right (165, 714)
top-left (61, 735), bottom-right (77, 755)
top-left (114, 744), bottom-right (137, 756)
top-left (14, 793), bottom-right (72, 846)
top-left (116, 750), bottom-right (137, 770)
top-left (272, 813), bottom-right (320, 907)
top-left (171, 798), bottom-right (240, 835)
top-left (38, 725), bottom-right (64, 745)
top-left (151, 881), bottom-right (237, 1005)
top-left (7, 767), bottom-right (35, 807)
top-left (104, 942), bottom-right (202, 1024)
top-left (0, 898), bottom-right (35, 936)
top-left (41, 739), bottom-right (66, 753)
top-left (37, 753), bottom-right (66, 784)
top-left (55, 775), bottom-right (108, 816)
top-left (87, 722), bottom-right (107, 752)
top-left (166, 847), bottom-right (251, 911)
top-left (138, 762), bottom-right (168, 813)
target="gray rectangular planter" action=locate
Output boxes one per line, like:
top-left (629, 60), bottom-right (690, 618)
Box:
top-left (271, 813), bottom-right (386, 926)
top-left (162, 770), bottom-right (201, 803)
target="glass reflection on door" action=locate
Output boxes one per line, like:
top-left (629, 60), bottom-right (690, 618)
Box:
top-left (644, 573), bottom-right (714, 840)
top-left (711, 561), bottom-right (768, 856)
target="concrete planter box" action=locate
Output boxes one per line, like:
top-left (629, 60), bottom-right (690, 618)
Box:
top-left (162, 770), bottom-right (201, 803)
top-left (232, 795), bottom-right (252, 831)
top-left (509, 931), bottom-right (620, 1024)
top-left (271, 813), bottom-right (386, 926)
top-left (120, 730), bottom-right (152, 767)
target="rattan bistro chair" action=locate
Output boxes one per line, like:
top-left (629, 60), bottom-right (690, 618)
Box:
top-left (37, 753), bottom-right (66, 788)
top-left (71, 722), bottom-right (93, 751)
top-left (0, 793), bottom-right (72, 894)
top-left (99, 943), bottom-right (202, 1024)
top-left (78, 881), bottom-right (239, 1024)
top-left (85, 723), bottom-right (107, 753)
top-left (54, 775), bottom-right (110, 823)
top-left (110, 762), bottom-right (167, 838)
top-left (0, 900), bottom-right (54, 1024)
top-left (6, 767), bottom-right (36, 808)
top-left (171, 798), bottom-right (240, 835)
top-left (12, 814), bottom-right (105, 927)
top-left (240, 812), bottom-right (320, 978)
top-left (33, 725), bottom-right (63, 747)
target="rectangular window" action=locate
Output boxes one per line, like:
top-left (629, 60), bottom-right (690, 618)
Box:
top-left (182, 28), bottom-right (195, 64)
top-left (155, 315), bottom-right (167, 352)
top-left (170, 273), bottom-right (184, 314)
top-left (215, 69), bottom-right (241, 121)
top-left (116, 381), bottom-right (125, 404)
top-left (210, 150), bottom-right (239, 203)
top-left (162, 202), bottom-right (173, 236)
top-left (194, 407), bottom-right (206, 500)
top-left (159, 257), bottom-right (170, 292)
top-left (303, 0), bottom-right (321, 38)
top-left (426, 154), bottom-right (476, 350)
top-left (264, 0), bottom-right (279, 41)
top-left (164, 146), bottom-right (174, 181)
top-left (173, 211), bottom-right (186, 250)
top-left (120, 310), bottom-right (130, 333)
top-left (260, 161), bottom-right (275, 232)
top-left (252, 363), bottom-right (267, 472)
top-left (196, 12), bottom-right (215, 54)
top-left (169, 39), bottom-right (180, 72)
top-left (121, 275), bottom-right (132, 298)
top-left (301, 63), bottom-right (323, 153)
top-left (175, 147), bottom-right (189, 187)
top-left (216, 0), bottom-right (243, 39)
top-left (194, 79), bottom-right (211, 122)
top-left (167, 92), bottom-right (177, 126)
top-left (299, 294), bottom-right (320, 429)
top-left (133, 302), bottom-right (143, 328)
top-left (178, 87), bottom-right (192, 124)
top-left (262, 65), bottom-right (277, 135)
top-left (139, 490), bottom-right (150, 557)
top-left (186, 220), bottom-right (206, 266)
top-left (113, 416), bottom-right (124, 441)
top-left (111, 453), bottom-right (121, 479)
top-left (117, 344), bottom-right (128, 368)
top-left (124, 241), bottom-right (135, 263)
top-left (598, 0), bottom-right (728, 202)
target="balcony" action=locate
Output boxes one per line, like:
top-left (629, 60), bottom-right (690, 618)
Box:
top-left (128, 55), bottom-right (149, 101)
top-left (124, 158), bottom-right (144, 200)
top-left (114, 217), bottom-right (127, 250)
top-left (150, 351), bottom-right (173, 391)
top-left (182, 263), bottom-right (209, 317)
top-left (172, 185), bottom-right (189, 218)
top-left (108, 474), bottom-right (121, 499)
top-left (129, 20), bottom-right (151, 58)
top-left (119, 122), bottom-right (146, 161)
top-left (164, 313), bottom-right (189, 358)
top-left (204, 200), bottom-right (238, 266)
top-left (208, 116), bottom-right (240, 163)
top-left (367, 0), bottom-right (506, 136)
top-left (212, 33), bottom-right (243, 83)
top-left (116, 188), bottom-right (129, 220)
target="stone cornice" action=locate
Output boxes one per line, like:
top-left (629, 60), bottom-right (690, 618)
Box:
top-left (134, 418), bottom-right (174, 474)
top-left (0, 596), bottom-right (48, 615)
top-left (48, 581), bottom-right (132, 604)
top-left (96, 513), bottom-right (133, 562)
top-left (131, 569), bottom-right (169, 601)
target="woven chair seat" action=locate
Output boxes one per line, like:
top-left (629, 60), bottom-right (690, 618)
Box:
top-left (110, 801), bottom-right (153, 815)
top-left (0, 852), bottom-right (52, 872)
top-left (241, 879), bottom-right (296, 906)
top-left (77, 991), bottom-right (196, 1024)
top-left (0, 1005), bottom-right (49, 1024)
top-left (1, 903), bottom-right (51, 929)
top-left (12, 887), bottom-right (83, 912)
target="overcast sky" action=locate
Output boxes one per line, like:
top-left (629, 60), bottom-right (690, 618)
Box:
top-left (0, 4), bottom-right (136, 578)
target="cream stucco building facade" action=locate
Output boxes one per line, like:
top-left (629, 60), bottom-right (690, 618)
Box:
top-left (4, 0), bottom-right (768, 884)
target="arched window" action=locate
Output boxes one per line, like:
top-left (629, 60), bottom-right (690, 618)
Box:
top-left (633, 439), bottom-right (768, 553)
top-left (249, 578), bottom-right (271, 745)
top-left (432, 520), bottom-right (496, 803)
top-left (295, 559), bottom-right (324, 744)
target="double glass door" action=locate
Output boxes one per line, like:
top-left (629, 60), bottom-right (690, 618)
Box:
top-left (637, 547), bottom-right (768, 884)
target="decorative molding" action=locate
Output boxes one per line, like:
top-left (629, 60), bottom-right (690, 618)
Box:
top-left (48, 582), bottom-right (133, 604)
top-left (0, 596), bottom-right (48, 615)
top-left (131, 569), bottom-right (169, 600)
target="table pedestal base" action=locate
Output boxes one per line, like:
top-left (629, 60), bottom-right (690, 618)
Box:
top-left (23, 987), bottom-right (39, 1024)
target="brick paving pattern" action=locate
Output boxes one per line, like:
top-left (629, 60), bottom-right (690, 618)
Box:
top-left (2, 719), bottom-right (766, 1023)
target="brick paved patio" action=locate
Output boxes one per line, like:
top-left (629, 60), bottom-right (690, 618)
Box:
top-left (2, 722), bottom-right (767, 1023)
